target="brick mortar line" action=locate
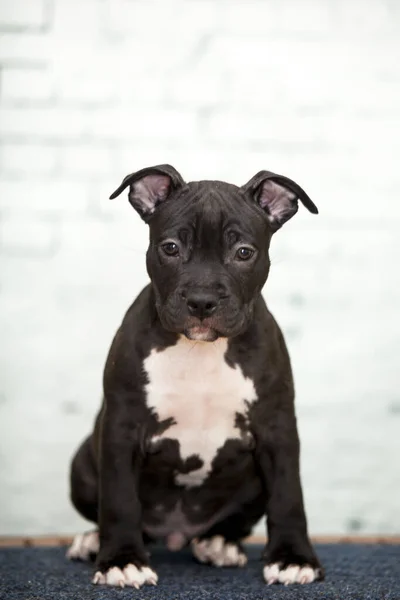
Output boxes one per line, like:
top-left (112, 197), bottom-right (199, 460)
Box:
top-left (0, 25), bottom-right (50, 34)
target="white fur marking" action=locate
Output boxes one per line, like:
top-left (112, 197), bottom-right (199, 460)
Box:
top-left (145, 337), bottom-right (256, 486)
top-left (263, 563), bottom-right (318, 585)
top-left (191, 536), bottom-right (247, 567)
top-left (93, 564), bottom-right (158, 588)
top-left (66, 531), bottom-right (99, 561)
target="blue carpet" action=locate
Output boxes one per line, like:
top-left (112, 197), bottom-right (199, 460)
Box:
top-left (1, 544), bottom-right (399, 600)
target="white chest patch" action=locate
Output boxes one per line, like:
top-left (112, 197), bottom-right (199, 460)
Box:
top-left (144, 336), bottom-right (257, 487)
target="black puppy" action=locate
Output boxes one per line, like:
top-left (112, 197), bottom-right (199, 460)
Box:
top-left (67, 165), bottom-right (324, 588)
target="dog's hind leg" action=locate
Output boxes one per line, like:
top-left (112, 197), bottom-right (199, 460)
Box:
top-left (67, 436), bottom-right (99, 561)
top-left (70, 435), bottom-right (98, 523)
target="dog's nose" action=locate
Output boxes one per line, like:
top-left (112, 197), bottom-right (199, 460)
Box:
top-left (186, 292), bottom-right (217, 319)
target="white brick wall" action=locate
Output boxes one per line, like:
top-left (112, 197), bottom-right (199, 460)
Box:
top-left (0, 0), bottom-right (48, 29)
top-left (1, 0), bottom-right (399, 537)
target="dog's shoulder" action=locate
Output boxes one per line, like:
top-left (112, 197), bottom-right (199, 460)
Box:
top-left (227, 295), bottom-right (292, 383)
top-left (103, 285), bottom-right (177, 391)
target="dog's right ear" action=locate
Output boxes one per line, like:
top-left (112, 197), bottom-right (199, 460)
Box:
top-left (109, 164), bottom-right (185, 221)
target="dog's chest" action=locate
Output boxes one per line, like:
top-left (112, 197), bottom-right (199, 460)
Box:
top-left (144, 337), bottom-right (257, 486)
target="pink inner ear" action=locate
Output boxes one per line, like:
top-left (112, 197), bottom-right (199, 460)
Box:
top-left (259, 180), bottom-right (297, 227)
top-left (132, 175), bottom-right (171, 213)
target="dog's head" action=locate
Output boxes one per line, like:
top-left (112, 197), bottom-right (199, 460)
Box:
top-left (110, 165), bottom-right (318, 342)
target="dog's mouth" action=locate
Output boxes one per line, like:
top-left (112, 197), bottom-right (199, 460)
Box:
top-left (182, 316), bottom-right (221, 342)
top-left (157, 302), bottom-right (250, 341)
top-left (183, 325), bottom-right (219, 342)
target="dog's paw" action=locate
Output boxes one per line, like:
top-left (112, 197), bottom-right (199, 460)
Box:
top-left (93, 564), bottom-right (158, 588)
top-left (263, 562), bottom-right (321, 585)
top-left (66, 531), bottom-right (99, 561)
top-left (191, 535), bottom-right (247, 567)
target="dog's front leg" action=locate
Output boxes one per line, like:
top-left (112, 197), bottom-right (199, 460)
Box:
top-left (253, 402), bottom-right (324, 586)
top-left (93, 402), bottom-right (157, 589)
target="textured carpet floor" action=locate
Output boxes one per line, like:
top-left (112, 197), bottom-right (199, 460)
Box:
top-left (0, 544), bottom-right (399, 600)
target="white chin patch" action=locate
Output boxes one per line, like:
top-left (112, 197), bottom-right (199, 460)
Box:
top-left (184, 327), bottom-right (218, 342)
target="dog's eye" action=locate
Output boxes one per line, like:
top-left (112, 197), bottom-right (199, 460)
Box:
top-left (162, 242), bottom-right (179, 257)
top-left (236, 247), bottom-right (254, 261)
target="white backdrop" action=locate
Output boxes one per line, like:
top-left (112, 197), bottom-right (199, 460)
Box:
top-left (0, 0), bottom-right (399, 536)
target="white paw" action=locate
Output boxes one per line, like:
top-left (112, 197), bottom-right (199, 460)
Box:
top-left (66, 531), bottom-right (99, 561)
top-left (92, 564), bottom-right (158, 588)
top-left (263, 562), bottom-right (318, 585)
top-left (191, 535), bottom-right (247, 567)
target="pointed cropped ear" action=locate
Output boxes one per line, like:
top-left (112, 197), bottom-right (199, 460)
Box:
top-left (242, 170), bottom-right (318, 231)
top-left (109, 164), bottom-right (185, 220)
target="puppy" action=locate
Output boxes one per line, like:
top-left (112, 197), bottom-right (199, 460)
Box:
top-left (67, 165), bottom-right (324, 588)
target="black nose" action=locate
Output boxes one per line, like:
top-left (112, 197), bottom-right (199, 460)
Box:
top-left (186, 292), bottom-right (217, 319)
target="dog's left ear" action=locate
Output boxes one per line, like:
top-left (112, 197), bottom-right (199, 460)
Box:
top-left (109, 164), bottom-right (185, 221)
top-left (242, 170), bottom-right (318, 231)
